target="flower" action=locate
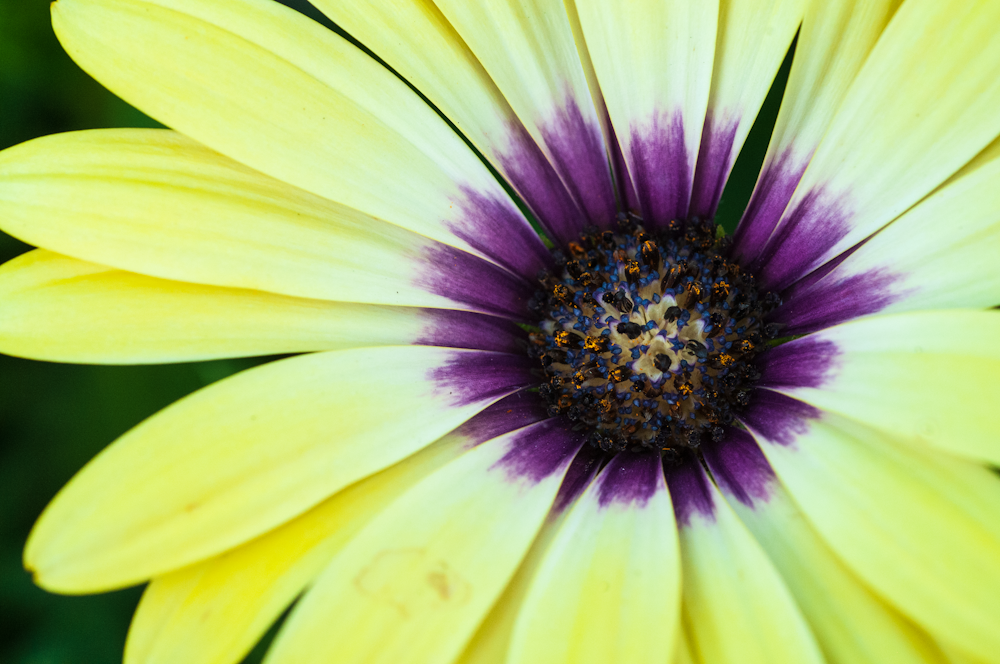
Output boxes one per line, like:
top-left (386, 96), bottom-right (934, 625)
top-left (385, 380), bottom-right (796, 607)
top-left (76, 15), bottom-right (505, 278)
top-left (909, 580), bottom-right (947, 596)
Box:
top-left (1, 0), bottom-right (1000, 662)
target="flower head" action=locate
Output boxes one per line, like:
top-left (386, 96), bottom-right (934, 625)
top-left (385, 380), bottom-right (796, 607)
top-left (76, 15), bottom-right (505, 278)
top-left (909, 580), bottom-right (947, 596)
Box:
top-left (2, 0), bottom-right (1000, 663)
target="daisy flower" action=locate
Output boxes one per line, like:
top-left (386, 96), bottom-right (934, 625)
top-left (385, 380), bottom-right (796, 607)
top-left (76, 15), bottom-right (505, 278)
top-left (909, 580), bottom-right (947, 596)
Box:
top-left (1, 0), bottom-right (999, 662)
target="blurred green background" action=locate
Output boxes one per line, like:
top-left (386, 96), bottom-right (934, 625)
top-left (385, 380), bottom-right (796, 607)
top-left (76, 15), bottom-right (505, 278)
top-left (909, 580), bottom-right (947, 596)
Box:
top-left (0, 1), bottom-right (787, 662)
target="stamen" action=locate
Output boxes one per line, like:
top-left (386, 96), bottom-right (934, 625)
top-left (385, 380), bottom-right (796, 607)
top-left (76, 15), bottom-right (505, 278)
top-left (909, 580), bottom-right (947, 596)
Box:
top-left (527, 215), bottom-right (782, 455)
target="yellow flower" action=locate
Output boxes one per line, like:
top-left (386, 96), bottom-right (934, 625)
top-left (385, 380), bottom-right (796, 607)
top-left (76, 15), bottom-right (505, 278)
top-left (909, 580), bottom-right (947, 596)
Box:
top-left (1, 0), bottom-right (999, 663)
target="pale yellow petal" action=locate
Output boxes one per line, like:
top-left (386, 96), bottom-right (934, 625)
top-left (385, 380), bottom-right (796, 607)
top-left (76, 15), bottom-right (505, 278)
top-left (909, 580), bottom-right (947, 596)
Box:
top-left (574, 0), bottom-right (717, 224)
top-left (455, 448), bottom-right (603, 664)
top-left (749, 0), bottom-right (1000, 290)
top-left (309, 0), bottom-right (588, 245)
top-left (772, 134), bottom-right (1000, 333)
top-left (507, 452), bottom-right (679, 664)
top-left (703, 430), bottom-right (948, 664)
top-left (265, 421), bottom-right (583, 664)
top-left (751, 413), bottom-right (1000, 662)
top-left (51, 0), bottom-right (550, 277)
top-left (0, 129), bottom-right (534, 317)
top-left (763, 310), bottom-right (1000, 465)
top-left (430, 0), bottom-right (618, 226)
top-left (667, 459), bottom-right (824, 664)
top-left (0, 250), bottom-right (476, 363)
top-left (733, 0), bottom-right (901, 261)
top-left (689, 0), bottom-right (804, 218)
top-left (125, 399), bottom-right (547, 664)
top-left (26, 347), bottom-right (535, 592)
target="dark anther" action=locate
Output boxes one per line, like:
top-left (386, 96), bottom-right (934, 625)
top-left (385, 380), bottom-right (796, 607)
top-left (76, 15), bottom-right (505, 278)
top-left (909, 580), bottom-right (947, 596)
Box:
top-left (736, 390), bottom-right (752, 406)
top-left (665, 306), bottom-right (683, 323)
top-left (609, 366), bottom-right (632, 383)
top-left (554, 330), bottom-right (583, 348)
top-left (566, 261), bottom-right (583, 280)
top-left (613, 290), bottom-right (634, 314)
top-left (625, 260), bottom-right (641, 284)
top-left (686, 340), bottom-right (708, 361)
top-left (616, 321), bottom-right (643, 339)
top-left (685, 281), bottom-right (705, 304)
top-left (536, 268), bottom-right (551, 283)
top-left (601, 230), bottom-right (615, 246)
top-left (640, 240), bottom-right (660, 268)
top-left (552, 283), bottom-right (572, 303)
top-left (584, 335), bottom-right (610, 353)
top-left (653, 353), bottom-right (672, 373)
top-left (711, 426), bottom-right (725, 442)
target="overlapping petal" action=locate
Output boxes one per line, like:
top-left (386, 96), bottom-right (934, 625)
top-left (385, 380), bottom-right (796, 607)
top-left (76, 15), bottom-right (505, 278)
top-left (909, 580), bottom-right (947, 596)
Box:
top-left (25, 347), bottom-right (536, 592)
top-left (666, 459), bottom-right (824, 664)
top-left (574, 0), bottom-right (717, 226)
top-left (265, 420), bottom-right (583, 664)
top-left (430, 0), bottom-right (618, 227)
top-left (50, 0), bottom-right (550, 279)
top-left (703, 430), bottom-right (947, 664)
top-left (0, 129), bottom-right (535, 318)
top-left (773, 136), bottom-right (1000, 333)
top-left (310, 0), bottom-right (587, 246)
top-left (744, 408), bottom-right (1000, 662)
top-left (733, 0), bottom-right (901, 260)
top-left (758, 310), bottom-right (1000, 465)
top-left (744, 0), bottom-right (1000, 291)
top-left (0, 250), bottom-right (524, 363)
top-left (124, 398), bottom-right (548, 664)
top-left (507, 453), bottom-right (679, 664)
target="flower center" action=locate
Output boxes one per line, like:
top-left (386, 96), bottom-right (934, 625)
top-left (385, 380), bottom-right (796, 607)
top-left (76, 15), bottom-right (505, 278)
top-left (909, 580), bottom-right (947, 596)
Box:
top-left (528, 214), bottom-right (782, 457)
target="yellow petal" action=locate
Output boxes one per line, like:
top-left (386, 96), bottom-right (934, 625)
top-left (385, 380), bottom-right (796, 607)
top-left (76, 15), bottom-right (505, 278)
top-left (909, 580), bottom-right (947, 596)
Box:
top-left (772, 134), bottom-right (1000, 334)
top-left (749, 0), bottom-right (1000, 290)
top-left (0, 129), bottom-right (534, 317)
top-left (26, 347), bottom-right (536, 592)
top-left (265, 420), bottom-right (583, 664)
top-left (666, 458), bottom-right (824, 664)
top-left (507, 452), bottom-right (679, 664)
top-left (733, 0), bottom-right (901, 261)
top-left (50, 0), bottom-right (550, 278)
top-left (748, 411), bottom-right (1000, 662)
top-left (689, 0), bottom-right (804, 218)
top-left (430, 0), bottom-right (618, 226)
top-left (455, 448), bottom-right (604, 664)
top-left (0, 250), bottom-right (520, 363)
top-left (126, 397), bottom-right (548, 664)
top-left (703, 429), bottom-right (947, 664)
top-left (760, 309), bottom-right (1000, 465)
top-left (309, 0), bottom-right (588, 247)
top-left (574, 0), bottom-right (717, 224)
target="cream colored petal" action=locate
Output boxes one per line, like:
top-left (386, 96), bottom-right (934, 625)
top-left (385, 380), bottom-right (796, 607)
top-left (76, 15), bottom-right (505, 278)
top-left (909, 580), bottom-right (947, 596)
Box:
top-left (0, 129), bottom-right (534, 317)
top-left (703, 430), bottom-right (948, 664)
top-left (733, 0), bottom-right (901, 261)
top-left (688, 0), bottom-right (804, 218)
top-left (25, 347), bottom-right (536, 593)
top-left (507, 453), bottom-right (679, 664)
top-left (264, 420), bottom-right (583, 664)
top-left (0, 250), bottom-right (512, 364)
top-left (125, 398), bottom-right (548, 664)
top-left (51, 0), bottom-right (550, 278)
top-left (667, 459), bottom-right (824, 664)
top-left (748, 0), bottom-right (1000, 290)
top-left (772, 134), bottom-right (1000, 334)
top-left (309, 0), bottom-right (588, 246)
top-left (430, 0), bottom-right (618, 227)
top-left (762, 310), bottom-right (1000, 466)
top-left (574, 0), bottom-right (717, 225)
top-left (750, 413), bottom-right (1000, 662)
